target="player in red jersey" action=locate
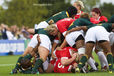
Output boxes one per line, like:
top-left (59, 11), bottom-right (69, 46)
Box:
top-left (90, 8), bottom-right (109, 70)
top-left (53, 47), bottom-right (79, 73)
top-left (56, 18), bottom-right (75, 36)
top-left (90, 8), bottom-right (108, 24)
top-left (54, 59), bottom-right (76, 73)
top-left (73, 1), bottom-right (84, 19)
top-left (50, 18), bottom-right (75, 58)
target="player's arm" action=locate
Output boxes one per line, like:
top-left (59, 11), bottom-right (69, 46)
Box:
top-left (60, 39), bottom-right (67, 48)
top-left (61, 53), bottom-right (77, 66)
top-left (66, 26), bottom-right (87, 35)
top-left (51, 34), bottom-right (60, 59)
top-left (51, 42), bottom-right (58, 59)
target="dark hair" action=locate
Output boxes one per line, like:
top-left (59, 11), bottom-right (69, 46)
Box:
top-left (80, 12), bottom-right (90, 19)
top-left (66, 6), bottom-right (77, 17)
top-left (91, 8), bottom-right (101, 16)
top-left (20, 58), bottom-right (32, 69)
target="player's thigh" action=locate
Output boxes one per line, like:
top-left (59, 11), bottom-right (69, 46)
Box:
top-left (22, 47), bottom-right (33, 56)
top-left (38, 46), bottom-right (49, 62)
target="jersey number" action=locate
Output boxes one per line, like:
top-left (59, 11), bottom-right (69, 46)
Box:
top-left (58, 63), bottom-right (65, 68)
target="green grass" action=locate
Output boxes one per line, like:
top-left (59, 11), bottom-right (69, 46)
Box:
top-left (0, 53), bottom-right (114, 76)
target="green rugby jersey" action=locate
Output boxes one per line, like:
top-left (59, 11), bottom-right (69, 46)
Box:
top-left (98, 23), bottom-right (112, 32)
top-left (87, 23), bottom-right (112, 32)
top-left (37, 29), bottom-right (56, 42)
top-left (108, 15), bottom-right (114, 23)
top-left (68, 18), bottom-right (93, 30)
top-left (46, 11), bottom-right (69, 24)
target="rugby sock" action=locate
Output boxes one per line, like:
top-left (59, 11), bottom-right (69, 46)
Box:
top-left (23, 54), bottom-right (32, 60)
top-left (32, 59), bottom-right (43, 72)
top-left (97, 51), bottom-right (108, 67)
top-left (78, 55), bottom-right (88, 69)
top-left (106, 53), bottom-right (113, 70)
top-left (87, 57), bottom-right (97, 70)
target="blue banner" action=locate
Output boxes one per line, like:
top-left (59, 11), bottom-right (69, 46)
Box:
top-left (0, 40), bottom-right (25, 56)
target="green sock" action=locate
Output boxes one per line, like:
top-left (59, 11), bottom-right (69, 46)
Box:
top-left (23, 54), bottom-right (32, 60)
top-left (78, 55), bottom-right (88, 69)
top-left (107, 54), bottom-right (113, 70)
top-left (32, 59), bottom-right (43, 72)
top-left (14, 56), bottom-right (23, 69)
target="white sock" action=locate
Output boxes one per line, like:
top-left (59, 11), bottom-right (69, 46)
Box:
top-left (87, 57), bottom-right (97, 70)
top-left (97, 51), bottom-right (109, 68)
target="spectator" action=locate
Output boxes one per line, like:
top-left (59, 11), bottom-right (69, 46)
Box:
top-left (10, 25), bottom-right (19, 40)
top-left (1, 23), bottom-right (8, 39)
top-left (21, 26), bottom-right (30, 39)
top-left (0, 25), bottom-right (2, 39)
top-left (5, 25), bottom-right (15, 40)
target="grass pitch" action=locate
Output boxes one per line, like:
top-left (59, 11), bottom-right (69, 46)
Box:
top-left (0, 53), bottom-right (114, 76)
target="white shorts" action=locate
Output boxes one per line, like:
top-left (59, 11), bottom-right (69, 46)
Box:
top-left (28, 34), bottom-right (39, 48)
top-left (35, 21), bottom-right (49, 29)
top-left (85, 26), bottom-right (110, 43)
top-left (66, 30), bottom-right (84, 47)
top-left (28, 34), bottom-right (52, 51)
top-left (109, 32), bottom-right (114, 45)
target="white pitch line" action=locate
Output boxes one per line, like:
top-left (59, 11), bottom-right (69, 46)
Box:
top-left (0, 64), bottom-right (15, 66)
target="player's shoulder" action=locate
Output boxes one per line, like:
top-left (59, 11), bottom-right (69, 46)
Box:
top-left (101, 16), bottom-right (107, 18)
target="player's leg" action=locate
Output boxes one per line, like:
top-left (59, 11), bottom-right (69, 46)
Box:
top-left (10, 34), bottom-right (39, 74)
top-left (95, 46), bottom-right (108, 70)
top-left (76, 35), bottom-right (97, 71)
top-left (96, 26), bottom-right (113, 73)
top-left (31, 46), bottom-right (49, 74)
top-left (31, 34), bottom-right (51, 74)
top-left (99, 40), bottom-right (113, 72)
top-left (66, 31), bottom-right (85, 59)
top-left (77, 27), bottom-right (96, 71)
